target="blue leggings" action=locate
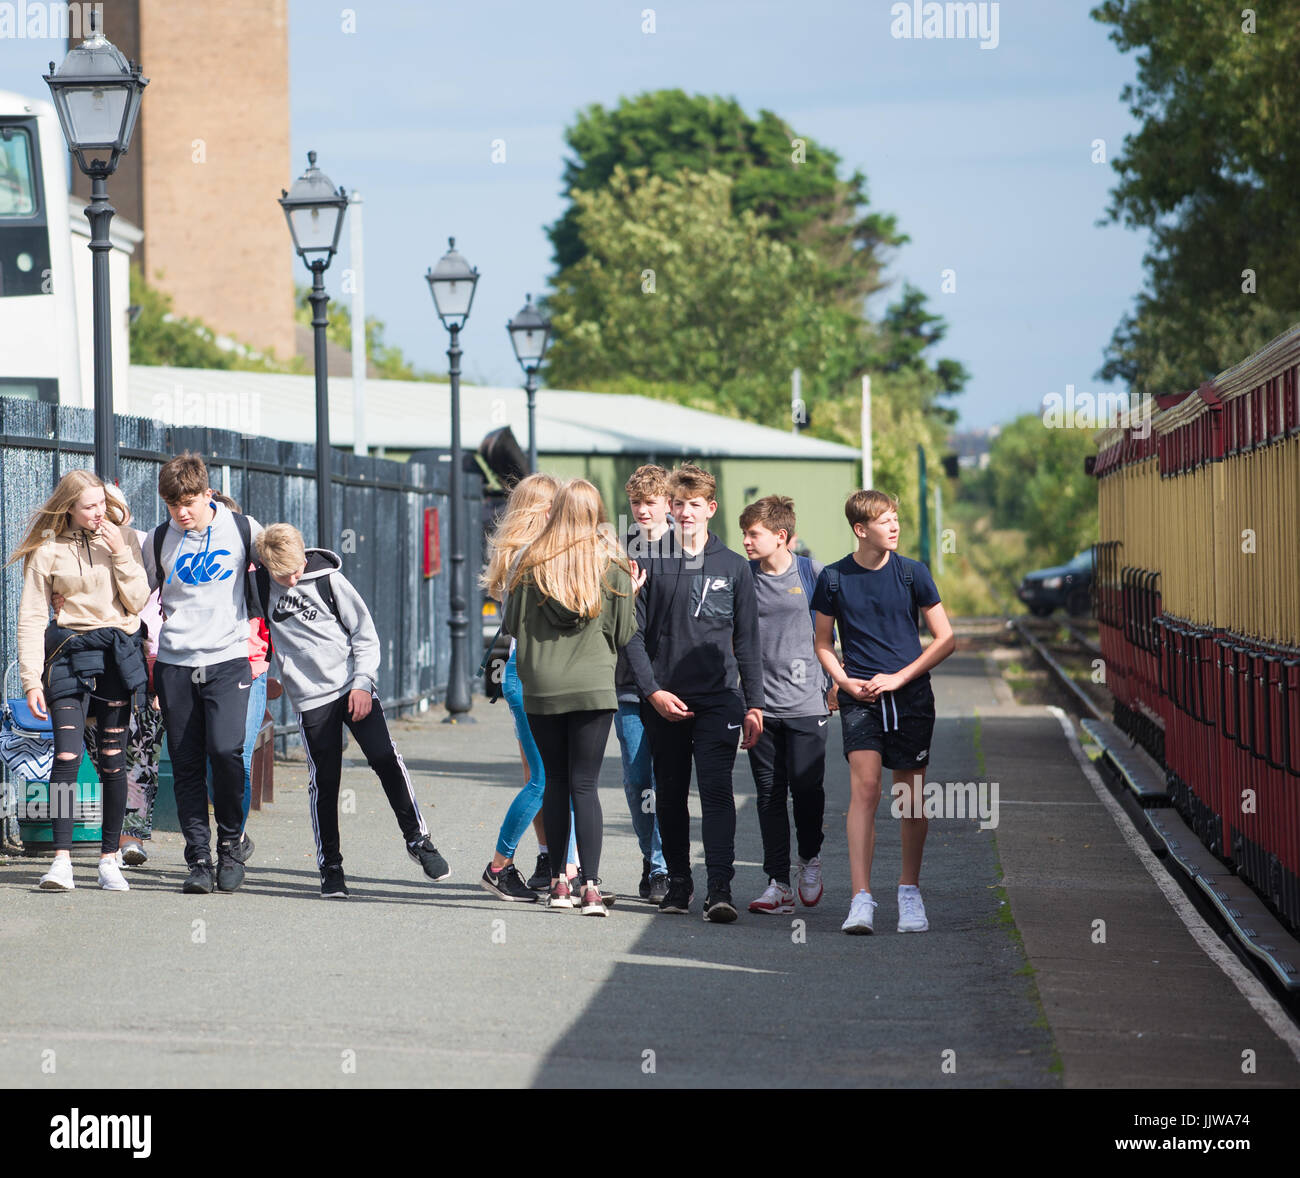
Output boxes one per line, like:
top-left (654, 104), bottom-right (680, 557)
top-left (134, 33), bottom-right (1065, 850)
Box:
top-left (496, 648), bottom-right (577, 863)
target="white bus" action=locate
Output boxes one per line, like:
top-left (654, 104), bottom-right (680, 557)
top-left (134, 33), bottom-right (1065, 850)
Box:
top-left (0, 88), bottom-right (82, 405)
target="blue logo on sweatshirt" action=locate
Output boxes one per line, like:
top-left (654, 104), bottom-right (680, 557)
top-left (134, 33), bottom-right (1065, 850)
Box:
top-left (172, 549), bottom-right (234, 584)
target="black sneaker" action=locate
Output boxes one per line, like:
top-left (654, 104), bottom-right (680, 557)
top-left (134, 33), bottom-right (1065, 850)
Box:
top-left (658, 876), bottom-right (693, 915)
top-left (321, 865), bottom-right (349, 898)
top-left (231, 831), bottom-right (255, 865)
top-left (216, 844), bottom-right (245, 893)
top-left (648, 872), bottom-right (670, 905)
top-left (526, 852), bottom-right (551, 890)
top-left (408, 836), bottom-right (451, 881)
top-left (638, 857), bottom-right (653, 900)
top-left (703, 886), bottom-right (738, 924)
top-left (480, 862), bottom-right (538, 902)
top-left (182, 861), bottom-right (214, 894)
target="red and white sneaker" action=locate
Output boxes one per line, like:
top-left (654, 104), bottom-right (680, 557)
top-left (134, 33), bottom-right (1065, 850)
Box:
top-left (794, 855), bottom-right (824, 907)
top-left (748, 879), bottom-right (794, 914)
top-left (579, 882), bottom-right (608, 917)
top-left (546, 878), bottom-right (574, 910)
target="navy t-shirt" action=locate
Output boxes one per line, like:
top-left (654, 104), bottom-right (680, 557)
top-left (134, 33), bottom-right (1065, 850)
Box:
top-left (810, 553), bottom-right (941, 680)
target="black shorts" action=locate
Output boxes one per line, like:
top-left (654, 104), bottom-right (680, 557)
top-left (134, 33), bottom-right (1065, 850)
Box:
top-left (837, 678), bottom-right (935, 771)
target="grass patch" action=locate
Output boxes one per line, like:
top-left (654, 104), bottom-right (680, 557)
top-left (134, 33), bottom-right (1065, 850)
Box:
top-left (990, 849), bottom-right (1065, 1082)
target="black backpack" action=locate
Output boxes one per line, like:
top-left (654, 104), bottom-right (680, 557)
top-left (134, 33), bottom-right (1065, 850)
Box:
top-left (821, 554), bottom-right (922, 633)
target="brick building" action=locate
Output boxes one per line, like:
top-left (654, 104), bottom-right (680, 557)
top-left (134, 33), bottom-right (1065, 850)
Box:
top-left (69, 0), bottom-right (295, 361)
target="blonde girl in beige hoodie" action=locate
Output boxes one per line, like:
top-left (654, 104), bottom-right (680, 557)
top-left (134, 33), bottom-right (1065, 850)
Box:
top-left (11, 470), bottom-right (149, 891)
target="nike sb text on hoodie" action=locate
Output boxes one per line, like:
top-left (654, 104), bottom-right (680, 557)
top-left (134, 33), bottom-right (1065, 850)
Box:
top-left (253, 549), bottom-right (381, 713)
top-left (142, 502), bottom-right (261, 667)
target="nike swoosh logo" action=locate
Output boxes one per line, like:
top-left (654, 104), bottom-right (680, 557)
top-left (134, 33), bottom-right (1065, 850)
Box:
top-left (238, 682), bottom-right (250, 691)
top-left (818, 718), bottom-right (829, 726)
top-left (726, 723), bottom-right (741, 730)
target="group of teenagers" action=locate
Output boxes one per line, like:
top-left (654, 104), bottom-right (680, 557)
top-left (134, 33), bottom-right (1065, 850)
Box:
top-left (16, 449), bottom-right (955, 935)
top-left (478, 461), bottom-right (954, 933)
top-left (16, 452), bottom-right (448, 898)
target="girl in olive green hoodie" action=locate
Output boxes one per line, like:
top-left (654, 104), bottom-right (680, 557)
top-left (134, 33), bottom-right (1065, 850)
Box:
top-left (504, 478), bottom-right (636, 914)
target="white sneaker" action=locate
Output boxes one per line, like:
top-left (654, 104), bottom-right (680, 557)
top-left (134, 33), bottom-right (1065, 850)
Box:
top-left (748, 879), bottom-right (794, 914)
top-left (98, 856), bottom-right (130, 892)
top-left (897, 886), bottom-right (928, 932)
top-left (841, 891), bottom-right (877, 935)
top-left (39, 856), bottom-right (75, 891)
top-left (795, 855), bottom-right (824, 907)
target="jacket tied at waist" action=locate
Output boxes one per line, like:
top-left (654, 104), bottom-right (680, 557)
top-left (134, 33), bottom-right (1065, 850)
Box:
top-left (43, 623), bottom-right (149, 706)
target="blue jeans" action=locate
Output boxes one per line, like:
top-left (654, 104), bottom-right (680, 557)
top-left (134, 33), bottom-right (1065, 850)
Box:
top-left (206, 670), bottom-right (268, 831)
top-left (496, 648), bottom-right (576, 863)
top-left (614, 700), bottom-right (666, 875)
top-left (241, 672), bottom-right (268, 828)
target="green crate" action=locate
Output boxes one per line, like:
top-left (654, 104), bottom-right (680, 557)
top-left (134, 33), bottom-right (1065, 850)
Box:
top-left (17, 755), bottom-right (104, 853)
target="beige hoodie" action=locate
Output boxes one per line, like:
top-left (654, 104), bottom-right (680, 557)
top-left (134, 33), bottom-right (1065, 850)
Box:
top-left (17, 528), bottom-right (149, 695)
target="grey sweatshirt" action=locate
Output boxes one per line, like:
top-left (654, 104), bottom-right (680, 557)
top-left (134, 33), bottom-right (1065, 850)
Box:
top-left (142, 502), bottom-right (261, 667)
top-left (752, 555), bottom-right (828, 717)
top-left (251, 548), bottom-right (381, 713)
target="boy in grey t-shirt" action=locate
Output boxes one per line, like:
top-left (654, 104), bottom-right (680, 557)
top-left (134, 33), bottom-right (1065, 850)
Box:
top-left (740, 496), bottom-right (831, 915)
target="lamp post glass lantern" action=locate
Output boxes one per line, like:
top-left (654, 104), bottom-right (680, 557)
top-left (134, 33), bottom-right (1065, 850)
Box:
top-left (425, 238), bottom-right (480, 721)
top-left (507, 294), bottom-right (551, 473)
top-left (279, 151), bottom-right (348, 550)
top-left (44, 15), bottom-right (148, 482)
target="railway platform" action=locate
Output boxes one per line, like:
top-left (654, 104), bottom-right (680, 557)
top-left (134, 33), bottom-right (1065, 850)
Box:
top-left (1, 651), bottom-right (1297, 1088)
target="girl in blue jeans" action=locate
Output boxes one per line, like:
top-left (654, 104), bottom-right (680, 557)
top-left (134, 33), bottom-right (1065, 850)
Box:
top-left (478, 474), bottom-right (577, 903)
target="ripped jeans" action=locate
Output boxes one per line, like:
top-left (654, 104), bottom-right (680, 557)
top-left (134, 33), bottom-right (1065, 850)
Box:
top-left (48, 662), bottom-right (130, 855)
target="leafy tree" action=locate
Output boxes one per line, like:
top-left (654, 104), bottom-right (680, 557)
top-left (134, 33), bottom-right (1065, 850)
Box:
top-left (549, 90), bottom-right (906, 314)
top-left (1093, 0), bottom-right (1300, 393)
top-left (984, 414), bottom-right (1098, 565)
top-left (873, 284), bottom-right (969, 424)
top-left (128, 268), bottom-right (292, 371)
top-left (544, 167), bottom-right (834, 426)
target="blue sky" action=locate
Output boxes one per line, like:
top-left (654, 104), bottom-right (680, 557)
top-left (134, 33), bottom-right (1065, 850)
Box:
top-left (3, 0), bottom-right (1150, 430)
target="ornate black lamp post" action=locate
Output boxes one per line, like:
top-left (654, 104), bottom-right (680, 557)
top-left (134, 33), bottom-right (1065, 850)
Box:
top-left (506, 294), bottom-right (551, 473)
top-left (44, 16), bottom-right (147, 481)
top-left (425, 238), bottom-right (480, 721)
top-left (279, 151), bottom-right (348, 547)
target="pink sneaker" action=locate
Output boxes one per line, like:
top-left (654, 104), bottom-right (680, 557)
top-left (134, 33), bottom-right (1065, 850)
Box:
top-left (546, 878), bottom-right (574, 910)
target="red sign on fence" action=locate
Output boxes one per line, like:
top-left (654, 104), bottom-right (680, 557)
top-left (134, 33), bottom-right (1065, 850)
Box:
top-left (424, 507), bottom-right (441, 578)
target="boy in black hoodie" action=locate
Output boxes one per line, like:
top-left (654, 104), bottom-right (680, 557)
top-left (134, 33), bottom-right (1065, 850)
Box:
top-left (623, 463), bottom-right (764, 922)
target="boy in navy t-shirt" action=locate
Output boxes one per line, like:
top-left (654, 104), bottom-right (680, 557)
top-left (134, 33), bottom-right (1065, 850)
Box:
top-left (811, 490), bottom-right (954, 935)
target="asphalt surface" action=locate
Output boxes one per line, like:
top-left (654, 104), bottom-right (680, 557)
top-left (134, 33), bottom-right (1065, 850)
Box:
top-left (1, 653), bottom-right (1296, 1088)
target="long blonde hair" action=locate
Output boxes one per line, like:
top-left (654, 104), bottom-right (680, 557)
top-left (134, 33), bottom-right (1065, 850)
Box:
top-left (9, 470), bottom-right (130, 567)
top-left (508, 478), bottom-right (629, 618)
top-left (480, 473), bottom-right (560, 599)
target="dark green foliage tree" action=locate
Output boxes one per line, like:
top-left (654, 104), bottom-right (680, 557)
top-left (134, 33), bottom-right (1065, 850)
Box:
top-left (1093, 0), bottom-right (1300, 394)
top-left (548, 90), bottom-right (906, 314)
top-left (984, 414), bottom-right (1098, 565)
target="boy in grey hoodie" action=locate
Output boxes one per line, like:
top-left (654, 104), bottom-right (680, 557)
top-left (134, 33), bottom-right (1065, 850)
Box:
top-left (143, 454), bottom-right (263, 894)
top-left (250, 524), bottom-right (449, 898)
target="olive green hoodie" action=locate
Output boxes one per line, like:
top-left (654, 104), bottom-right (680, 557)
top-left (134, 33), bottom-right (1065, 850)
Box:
top-left (503, 563), bottom-right (636, 713)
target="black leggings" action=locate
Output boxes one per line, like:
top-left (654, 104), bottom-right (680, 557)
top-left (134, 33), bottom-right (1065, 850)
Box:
top-left (48, 663), bottom-right (130, 854)
top-left (527, 709), bottom-right (613, 883)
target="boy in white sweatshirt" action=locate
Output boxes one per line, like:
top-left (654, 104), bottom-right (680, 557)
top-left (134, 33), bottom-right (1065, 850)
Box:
top-left (250, 524), bottom-right (450, 898)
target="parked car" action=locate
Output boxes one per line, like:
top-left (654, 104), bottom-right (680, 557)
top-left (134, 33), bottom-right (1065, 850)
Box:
top-left (1017, 547), bottom-right (1094, 617)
